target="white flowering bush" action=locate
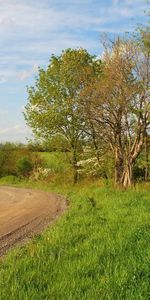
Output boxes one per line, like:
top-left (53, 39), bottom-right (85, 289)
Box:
top-left (77, 157), bottom-right (99, 176)
top-left (30, 167), bottom-right (53, 181)
top-left (77, 153), bottom-right (114, 179)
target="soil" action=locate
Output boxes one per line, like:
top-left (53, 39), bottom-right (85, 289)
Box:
top-left (0, 186), bottom-right (66, 256)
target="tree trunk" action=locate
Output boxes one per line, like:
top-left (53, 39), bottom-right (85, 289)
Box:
top-left (144, 133), bottom-right (149, 181)
top-left (121, 162), bottom-right (133, 188)
top-left (72, 146), bottom-right (78, 184)
top-left (120, 134), bottom-right (145, 188)
top-left (115, 147), bottom-right (124, 185)
top-left (73, 166), bottom-right (78, 184)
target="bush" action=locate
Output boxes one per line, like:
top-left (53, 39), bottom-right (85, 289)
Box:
top-left (0, 175), bottom-right (20, 184)
top-left (0, 149), bottom-right (18, 177)
top-left (0, 145), bottom-right (45, 178)
top-left (29, 167), bottom-right (53, 181)
top-left (16, 157), bottom-right (33, 177)
top-left (133, 165), bottom-right (145, 181)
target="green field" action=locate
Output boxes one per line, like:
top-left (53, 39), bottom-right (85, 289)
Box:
top-left (0, 153), bottom-right (150, 299)
top-left (0, 184), bottom-right (150, 299)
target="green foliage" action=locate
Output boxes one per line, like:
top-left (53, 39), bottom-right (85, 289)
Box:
top-left (0, 148), bottom-right (18, 176)
top-left (0, 147), bottom-right (44, 178)
top-left (139, 23), bottom-right (150, 51)
top-left (42, 134), bottom-right (71, 152)
top-left (77, 148), bottom-right (114, 180)
top-left (38, 151), bottom-right (73, 184)
top-left (24, 40), bottom-right (150, 186)
top-left (24, 48), bottom-right (102, 182)
top-left (16, 156), bottom-right (33, 177)
top-left (39, 151), bottom-right (71, 172)
top-left (0, 142), bottom-right (24, 151)
top-left (0, 182), bottom-right (149, 299)
top-left (25, 48), bottom-right (101, 142)
top-left (0, 150), bottom-right (6, 169)
top-left (0, 175), bottom-right (20, 185)
top-left (27, 141), bottom-right (45, 152)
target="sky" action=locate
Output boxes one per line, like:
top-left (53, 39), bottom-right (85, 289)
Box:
top-left (0, 0), bottom-right (149, 143)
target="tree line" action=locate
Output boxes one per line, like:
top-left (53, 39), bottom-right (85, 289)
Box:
top-left (25, 27), bottom-right (150, 187)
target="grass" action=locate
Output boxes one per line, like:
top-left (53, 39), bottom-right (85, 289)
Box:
top-left (0, 179), bottom-right (150, 300)
top-left (0, 152), bottom-right (150, 299)
top-left (40, 151), bottom-right (71, 173)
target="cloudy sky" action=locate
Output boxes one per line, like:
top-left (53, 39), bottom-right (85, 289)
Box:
top-left (0, 0), bottom-right (149, 143)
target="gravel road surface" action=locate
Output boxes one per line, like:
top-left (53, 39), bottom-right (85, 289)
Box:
top-left (0, 186), bottom-right (66, 256)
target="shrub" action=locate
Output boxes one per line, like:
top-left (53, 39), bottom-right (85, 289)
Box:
top-left (0, 149), bottom-right (17, 177)
top-left (29, 167), bottom-right (53, 181)
top-left (0, 175), bottom-right (20, 184)
top-left (16, 156), bottom-right (33, 177)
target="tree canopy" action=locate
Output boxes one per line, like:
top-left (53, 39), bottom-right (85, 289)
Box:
top-left (25, 48), bottom-right (102, 183)
top-left (25, 30), bottom-right (150, 187)
top-left (82, 38), bottom-right (150, 187)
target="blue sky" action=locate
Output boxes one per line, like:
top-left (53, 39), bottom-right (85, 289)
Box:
top-left (0, 0), bottom-right (149, 143)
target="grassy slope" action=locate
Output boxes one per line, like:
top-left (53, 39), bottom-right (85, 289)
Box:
top-left (0, 152), bottom-right (150, 299)
top-left (0, 182), bottom-right (149, 299)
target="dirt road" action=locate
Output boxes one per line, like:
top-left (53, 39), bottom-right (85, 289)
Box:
top-left (0, 186), bottom-right (66, 256)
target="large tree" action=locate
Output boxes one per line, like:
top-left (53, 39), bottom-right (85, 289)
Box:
top-left (138, 23), bottom-right (150, 181)
top-left (24, 48), bottom-right (102, 183)
top-left (82, 38), bottom-right (150, 187)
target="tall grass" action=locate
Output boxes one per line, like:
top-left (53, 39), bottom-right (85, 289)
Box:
top-left (0, 179), bottom-right (150, 299)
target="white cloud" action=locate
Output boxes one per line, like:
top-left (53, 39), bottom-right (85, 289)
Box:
top-left (0, 1), bottom-right (148, 64)
top-left (0, 1), bottom-right (101, 36)
top-left (0, 69), bottom-right (18, 80)
top-left (0, 0), bottom-right (149, 143)
top-left (20, 105), bottom-right (25, 113)
top-left (0, 0), bottom-right (145, 40)
top-left (18, 63), bottom-right (39, 81)
top-left (0, 124), bottom-right (30, 135)
top-left (0, 17), bottom-right (15, 27)
top-left (0, 75), bottom-right (7, 84)
top-left (33, 63), bottom-right (39, 73)
top-left (0, 123), bottom-right (31, 142)
top-left (19, 70), bottom-right (31, 81)
top-left (113, 0), bottom-right (119, 5)
top-left (0, 108), bottom-right (8, 116)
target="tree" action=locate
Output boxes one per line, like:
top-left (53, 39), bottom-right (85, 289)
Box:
top-left (24, 48), bottom-right (102, 183)
top-left (82, 37), bottom-right (150, 187)
top-left (138, 21), bottom-right (150, 181)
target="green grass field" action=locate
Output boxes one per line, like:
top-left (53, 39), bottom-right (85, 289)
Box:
top-left (0, 153), bottom-right (150, 299)
top-left (0, 183), bottom-right (150, 299)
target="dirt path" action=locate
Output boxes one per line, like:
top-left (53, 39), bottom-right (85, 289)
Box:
top-left (0, 186), bottom-right (66, 256)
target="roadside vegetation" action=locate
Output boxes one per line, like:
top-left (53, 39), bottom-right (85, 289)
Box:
top-left (0, 150), bottom-right (150, 299)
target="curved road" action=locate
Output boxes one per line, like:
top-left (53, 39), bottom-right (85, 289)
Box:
top-left (0, 186), bottom-right (66, 256)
